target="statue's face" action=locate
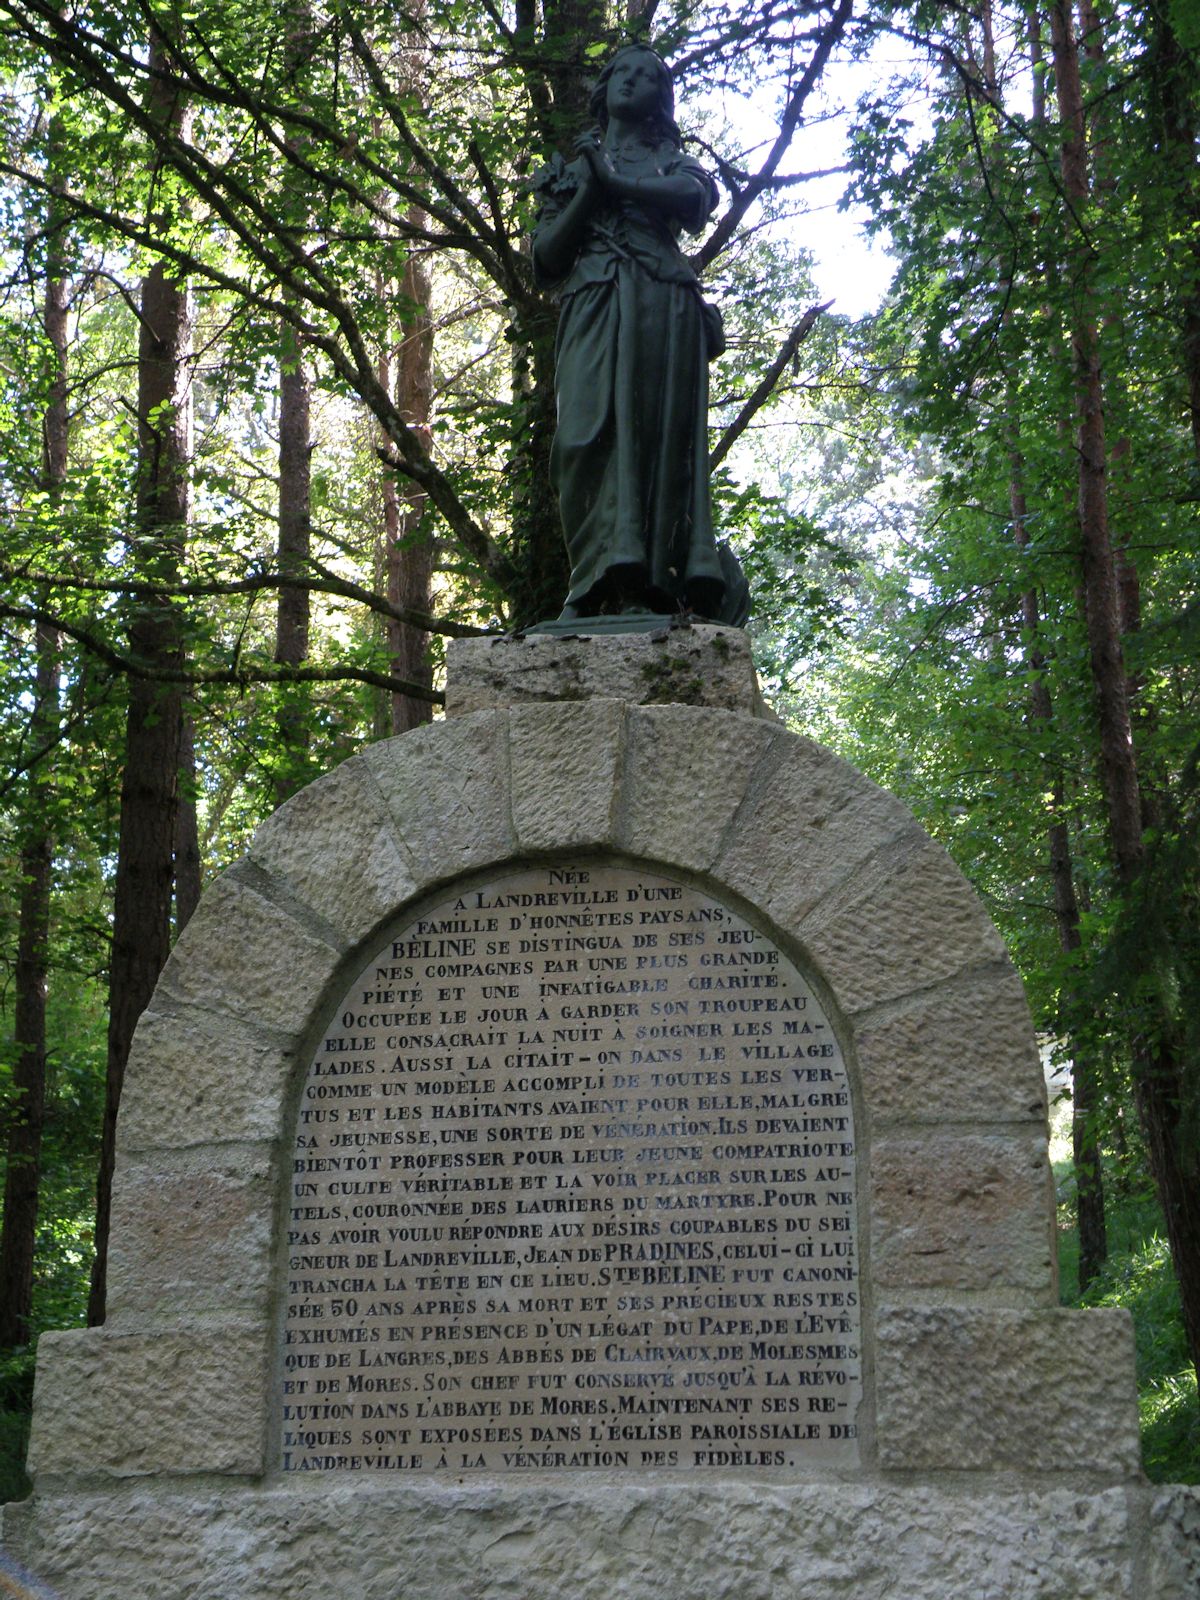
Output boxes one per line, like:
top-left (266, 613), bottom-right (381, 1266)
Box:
top-left (606, 51), bottom-right (662, 122)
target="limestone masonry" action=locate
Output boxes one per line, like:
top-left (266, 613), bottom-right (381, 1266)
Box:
top-left (3, 624), bottom-right (1196, 1599)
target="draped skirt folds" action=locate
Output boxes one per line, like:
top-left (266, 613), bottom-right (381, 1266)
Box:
top-left (551, 261), bottom-right (725, 615)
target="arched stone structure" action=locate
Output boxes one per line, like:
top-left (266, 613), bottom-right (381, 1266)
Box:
top-left (6, 632), bottom-right (1193, 1599)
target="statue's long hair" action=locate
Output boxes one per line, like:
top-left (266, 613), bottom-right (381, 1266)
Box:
top-left (588, 45), bottom-right (682, 147)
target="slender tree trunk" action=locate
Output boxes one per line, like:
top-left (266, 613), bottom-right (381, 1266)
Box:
top-left (1009, 397), bottom-right (1107, 1287)
top-left (1149, 11), bottom-right (1200, 462)
top-left (1027, 7), bottom-right (1047, 122)
top-left (274, 317), bottom-right (312, 801)
top-left (174, 711), bottom-right (202, 934)
top-left (1052, 0), bottom-right (1200, 1377)
top-left (0, 651), bottom-right (58, 1349)
top-left (1054, 808), bottom-right (1109, 1290)
top-left (0, 189), bottom-right (68, 1347)
top-left (508, 299), bottom-right (568, 627)
top-left (272, 0), bottom-right (315, 800)
top-left (983, 7), bottom-right (1107, 1286)
top-left (380, 245), bottom-right (435, 735)
top-left (1051, 3), bottom-right (1142, 868)
top-left (88, 36), bottom-right (191, 1325)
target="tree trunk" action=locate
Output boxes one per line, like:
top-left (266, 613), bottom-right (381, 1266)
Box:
top-left (274, 317), bottom-right (312, 802)
top-left (88, 37), bottom-right (192, 1325)
top-left (1051, 4), bottom-right (1143, 873)
top-left (542, 0), bottom-right (613, 139)
top-left (0, 188), bottom-right (68, 1347)
top-left (381, 245), bottom-right (435, 735)
top-left (174, 711), bottom-right (202, 934)
top-left (1149, 11), bottom-right (1200, 464)
top-left (272, 0), bottom-right (315, 800)
top-left (0, 641), bottom-right (58, 1348)
top-left (508, 298), bottom-right (569, 627)
top-left (1009, 391), bottom-right (1107, 1288)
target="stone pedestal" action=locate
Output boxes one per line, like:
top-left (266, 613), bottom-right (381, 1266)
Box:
top-left (444, 625), bottom-right (773, 719)
top-left (4, 626), bottom-right (1196, 1598)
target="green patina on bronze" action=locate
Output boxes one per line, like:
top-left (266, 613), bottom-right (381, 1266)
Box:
top-left (531, 44), bottom-right (750, 631)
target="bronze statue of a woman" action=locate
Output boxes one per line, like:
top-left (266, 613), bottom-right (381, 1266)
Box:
top-left (532, 45), bottom-right (749, 626)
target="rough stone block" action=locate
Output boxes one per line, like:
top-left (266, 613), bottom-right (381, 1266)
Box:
top-left (118, 1004), bottom-right (296, 1152)
top-left (0, 1480), bottom-right (1149, 1600)
top-left (875, 1305), bottom-right (1142, 1474)
top-left (854, 964), bottom-right (1045, 1125)
top-left (248, 758), bottom-right (416, 946)
top-left (361, 712), bottom-right (514, 887)
top-left (870, 1132), bottom-right (1055, 1293)
top-left (1148, 1485), bottom-right (1200, 1600)
top-left (509, 701), bottom-right (625, 851)
top-left (714, 737), bottom-right (916, 935)
top-left (446, 626), bottom-right (764, 717)
top-left (27, 1326), bottom-right (269, 1479)
top-left (155, 873), bottom-right (340, 1034)
top-left (799, 831), bottom-right (1008, 1015)
top-left (105, 1149), bottom-right (274, 1322)
top-left (619, 705), bottom-right (778, 871)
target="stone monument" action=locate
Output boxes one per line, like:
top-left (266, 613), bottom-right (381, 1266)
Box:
top-left (3, 623), bottom-right (1196, 1598)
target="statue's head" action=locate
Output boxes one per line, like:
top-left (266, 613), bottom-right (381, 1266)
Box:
top-left (589, 45), bottom-right (681, 145)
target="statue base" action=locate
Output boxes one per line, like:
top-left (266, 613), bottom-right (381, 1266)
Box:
top-left (522, 610), bottom-right (698, 637)
top-left (444, 622), bottom-right (773, 719)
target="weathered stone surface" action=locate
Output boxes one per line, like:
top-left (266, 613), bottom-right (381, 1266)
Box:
top-left (1, 1481), bottom-right (1149, 1600)
top-left (1148, 1485), bottom-right (1200, 1600)
top-left (361, 712), bottom-right (513, 887)
top-left (509, 701), bottom-right (625, 851)
top-left (870, 1133), bottom-right (1055, 1293)
top-left (619, 706), bottom-right (777, 872)
top-left (155, 873), bottom-right (340, 1033)
top-left (854, 964), bottom-right (1045, 1126)
top-left (799, 831), bottom-right (1007, 1015)
top-left (105, 1150), bottom-right (274, 1323)
top-left (27, 1327), bottom-right (268, 1479)
top-left (117, 1004), bottom-right (295, 1151)
top-left (714, 737), bottom-right (915, 934)
top-left (446, 627), bottom-right (764, 718)
top-left (249, 759), bottom-right (416, 946)
top-left (875, 1305), bottom-right (1142, 1474)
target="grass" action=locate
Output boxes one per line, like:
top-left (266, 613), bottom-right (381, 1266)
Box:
top-left (1050, 1095), bottom-right (1200, 1483)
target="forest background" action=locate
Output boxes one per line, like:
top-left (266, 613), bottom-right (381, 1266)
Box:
top-left (0, 0), bottom-right (1197, 1496)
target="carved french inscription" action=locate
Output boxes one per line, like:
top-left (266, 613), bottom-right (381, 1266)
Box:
top-left (280, 865), bottom-right (861, 1474)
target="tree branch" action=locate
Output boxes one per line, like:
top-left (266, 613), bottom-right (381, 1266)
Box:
top-left (694, 0), bottom-right (855, 272)
top-left (0, 600), bottom-right (446, 704)
top-left (709, 301), bottom-right (830, 470)
top-left (0, 557), bottom-right (491, 637)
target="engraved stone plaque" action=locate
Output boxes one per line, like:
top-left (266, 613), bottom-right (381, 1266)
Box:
top-left (280, 865), bottom-right (861, 1474)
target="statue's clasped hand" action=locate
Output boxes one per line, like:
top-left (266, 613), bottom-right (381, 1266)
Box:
top-left (574, 132), bottom-right (617, 188)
